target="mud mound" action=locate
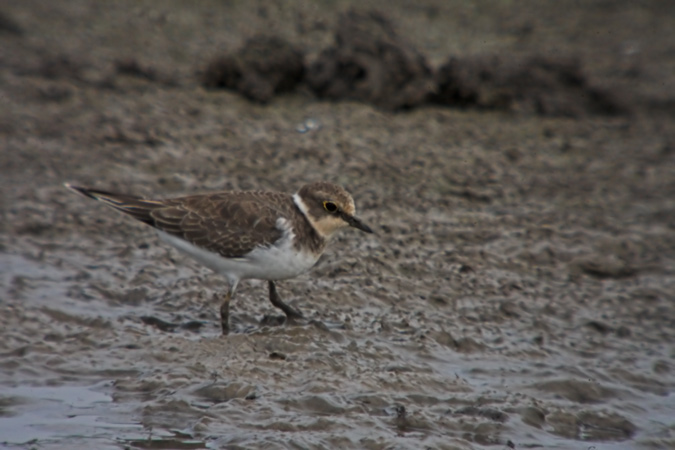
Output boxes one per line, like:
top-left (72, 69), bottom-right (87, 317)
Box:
top-left (0, 10), bottom-right (22, 35)
top-left (202, 35), bottom-right (304, 103)
top-left (199, 11), bottom-right (632, 116)
top-left (432, 55), bottom-right (628, 116)
top-left (305, 9), bottom-right (433, 111)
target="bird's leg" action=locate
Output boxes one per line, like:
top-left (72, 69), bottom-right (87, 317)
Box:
top-left (268, 281), bottom-right (304, 322)
top-left (220, 281), bottom-right (238, 335)
top-left (220, 292), bottom-right (231, 335)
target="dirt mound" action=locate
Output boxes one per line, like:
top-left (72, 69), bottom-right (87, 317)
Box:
top-left (305, 9), bottom-right (434, 111)
top-left (202, 35), bottom-right (304, 103)
top-left (432, 54), bottom-right (628, 116)
top-left (199, 10), bottom-right (631, 116)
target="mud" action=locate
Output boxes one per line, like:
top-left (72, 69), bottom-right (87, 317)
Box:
top-left (432, 55), bottom-right (628, 116)
top-left (202, 36), bottom-right (304, 104)
top-left (1, 1), bottom-right (675, 449)
top-left (305, 9), bottom-right (433, 111)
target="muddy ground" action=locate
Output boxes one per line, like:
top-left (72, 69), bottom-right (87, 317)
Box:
top-left (1, 1), bottom-right (674, 449)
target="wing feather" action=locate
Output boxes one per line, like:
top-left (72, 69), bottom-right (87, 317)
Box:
top-left (66, 185), bottom-right (294, 258)
top-left (153, 193), bottom-right (287, 258)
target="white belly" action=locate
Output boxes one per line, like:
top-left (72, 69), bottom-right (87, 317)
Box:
top-left (156, 230), bottom-right (319, 283)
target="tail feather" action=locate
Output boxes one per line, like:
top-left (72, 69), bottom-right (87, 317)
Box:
top-left (64, 183), bottom-right (163, 226)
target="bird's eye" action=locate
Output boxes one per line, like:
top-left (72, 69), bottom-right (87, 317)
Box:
top-left (323, 201), bottom-right (338, 213)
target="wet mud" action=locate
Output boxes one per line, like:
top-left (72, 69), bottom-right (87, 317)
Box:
top-left (2, 1), bottom-right (675, 449)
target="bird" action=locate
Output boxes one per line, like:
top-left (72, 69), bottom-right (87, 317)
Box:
top-left (64, 181), bottom-right (373, 334)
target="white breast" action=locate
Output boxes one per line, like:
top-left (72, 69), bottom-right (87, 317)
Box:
top-left (155, 218), bottom-right (319, 284)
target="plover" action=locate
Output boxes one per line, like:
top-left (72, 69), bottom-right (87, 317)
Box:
top-left (65, 182), bottom-right (373, 334)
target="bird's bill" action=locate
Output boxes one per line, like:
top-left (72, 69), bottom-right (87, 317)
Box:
top-left (342, 213), bottom-right (374, 234)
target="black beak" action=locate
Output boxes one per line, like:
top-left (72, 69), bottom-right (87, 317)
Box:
top-left (342, 213), bottom-right (374, 234)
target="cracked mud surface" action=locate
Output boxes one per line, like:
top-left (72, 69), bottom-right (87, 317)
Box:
top-left (1, 1), bottom-right (674, 449)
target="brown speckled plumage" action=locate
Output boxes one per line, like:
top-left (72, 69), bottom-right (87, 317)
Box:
top-left (65, 186), bottom-right (330, 257)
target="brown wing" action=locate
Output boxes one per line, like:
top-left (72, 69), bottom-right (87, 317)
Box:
top-left (153, 193), bottom-right (287, 258)
top-left (66, 184), bottom-right (290, 258)
top-left (65, 184), bottom-right (165, 225)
